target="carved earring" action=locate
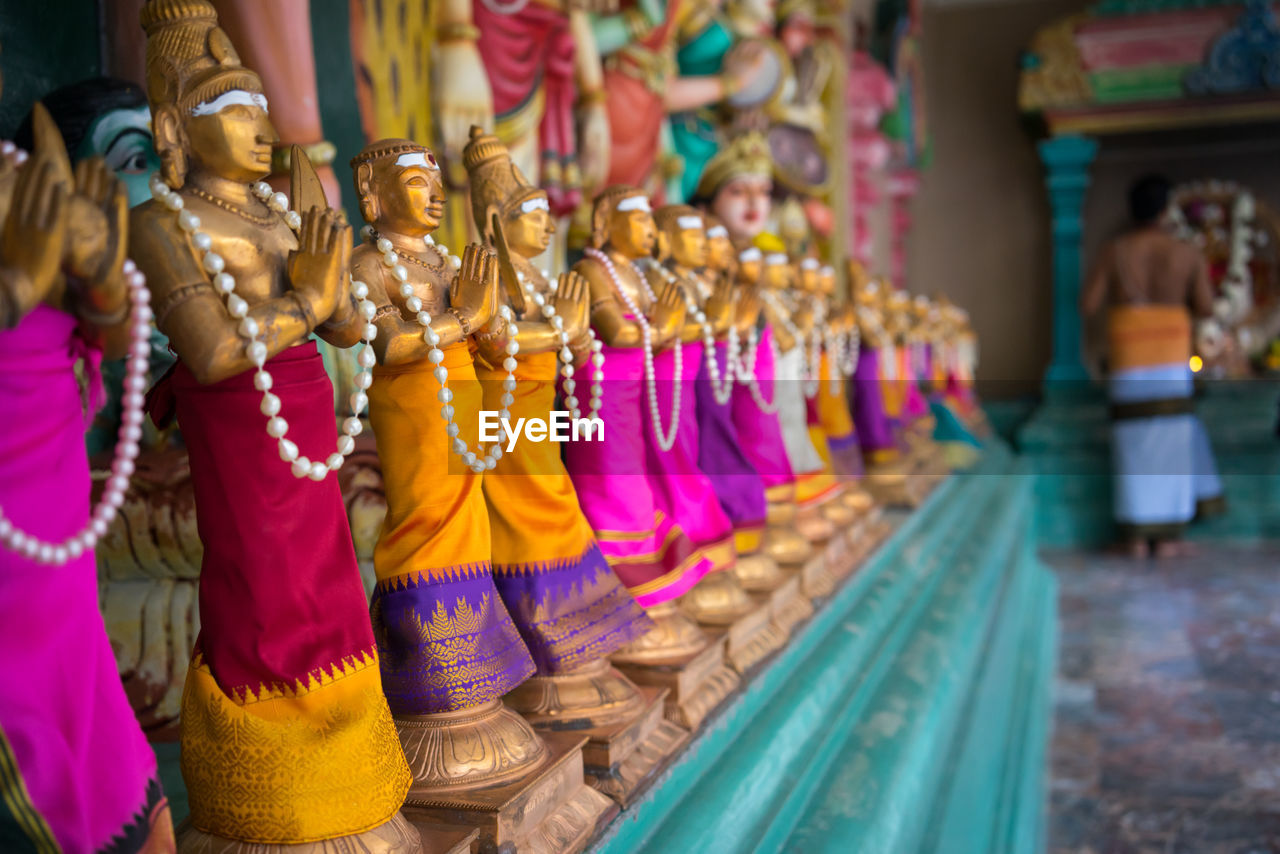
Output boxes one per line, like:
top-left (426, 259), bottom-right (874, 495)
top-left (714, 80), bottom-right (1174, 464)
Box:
top-left (160, 146), bottom-right (187, 190)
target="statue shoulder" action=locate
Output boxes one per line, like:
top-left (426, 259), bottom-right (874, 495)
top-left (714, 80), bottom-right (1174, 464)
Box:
top-left (129, 199), bottom-right (205, 293)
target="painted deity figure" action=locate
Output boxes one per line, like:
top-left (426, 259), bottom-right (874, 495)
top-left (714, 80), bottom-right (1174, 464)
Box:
top-left (597, 0), bottom-right (770, 197)
top-left (462, 127), bottom-right (656, 728)
top-left (0, 100), bottom-right (176, 853)
top-left (472, 0), bottom-right (614, 219)
top-left (129, 0), bottom-right (412, 844)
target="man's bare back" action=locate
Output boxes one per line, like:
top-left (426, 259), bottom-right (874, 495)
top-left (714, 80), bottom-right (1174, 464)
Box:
top-left (1082, 226), bottom-right (1215, 318)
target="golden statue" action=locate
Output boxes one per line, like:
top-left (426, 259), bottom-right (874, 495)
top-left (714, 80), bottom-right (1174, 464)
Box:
top-left (464, 127), bottom-right (686, 806)
top-left (128, 1), bottom-right (415, 847)
top-left (568, 186), bottom-right (739, 731)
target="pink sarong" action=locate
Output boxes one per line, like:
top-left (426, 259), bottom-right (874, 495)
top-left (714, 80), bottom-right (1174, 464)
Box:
top-left (646, 342), bottom-right (736, 571)
top-left (0, 306), bottom-right (170, 852)
top-left (564, 344), bottom-right (711, 607)
top-left (731, 324), bottom-right (796, 495)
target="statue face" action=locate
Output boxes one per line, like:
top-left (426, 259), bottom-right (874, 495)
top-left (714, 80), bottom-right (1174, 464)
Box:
top-left (83, 104), bottom-right (159, 207)
top-left (371, 151), bottom-right (446, 235)
top-left (707, 233), bottom-right (734, 270)
top-left (738, 257), bottom-right (761, 283)
top-left (818, 269), bottom-right (836, 296)
top-left (798, 263), bottom-right (819, 293)
top-left (711, 176), bottom-right (771, 244)
top-left (763, 261), bottom-right (790, 291)
top-left (608, 200), bottom-right (657, 259)
top-left (668, 225), bottom-right (708, 268)
top-left (184, 90), bottom-right (277, 183)
top-left (505, 196), bottom-right (554, 258)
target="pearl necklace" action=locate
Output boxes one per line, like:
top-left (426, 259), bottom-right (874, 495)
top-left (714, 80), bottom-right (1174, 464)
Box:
top-left (737, 325), bottom-right (780, 415)
top-left (804, 299), bottom-right (825, 400)
top-left (149, 175), bottom-right (378, 482)
top-left (513, 265), bottom-right (605, 420)
top-left (760, 290), bottom-right (817, 397)
top-left (584, 247), bottom-right (681, 452)
top-left (361, 230), bottom-right (513, 474)
top-left (641, 260), bottom-right (736, 405)
top-left (0, 143), bottom-right (148, 565)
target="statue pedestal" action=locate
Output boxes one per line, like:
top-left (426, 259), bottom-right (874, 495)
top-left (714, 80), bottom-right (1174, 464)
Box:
top-left (402, 731), bottom-right (615, 854)
top-left (704, 601), bottom-right (786, 676)
top-left (613, 632), bottom-right (739, 731)
top-left (755, 574), bottom-right (813, 638)
top-left (679, 572), bottom-right (787, 675)
top-left (504, 660), bottom-right (691, 807)
top-left (581, 687), bottom-right (692, 807)
top-left (791, 548), bottom-right (838, 600)
top-left (407, 821), bottom-right (479, 854)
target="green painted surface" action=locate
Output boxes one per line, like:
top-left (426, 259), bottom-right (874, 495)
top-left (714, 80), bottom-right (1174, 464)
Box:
top-left (1088, 65), bottom-right (1197, 103)
top-left (593, 445), bottom-right (1055, 854)
top-left (0, 2), bottom-right (101, 137)
top-left (309, 0), bottom-right (364, 212)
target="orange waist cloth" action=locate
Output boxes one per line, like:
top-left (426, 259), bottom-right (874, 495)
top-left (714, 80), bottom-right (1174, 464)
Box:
top-left (474, 350), bottom-right (596, 565)
top-left (369, 341), bottom-right (491, 584)
top-left (1107, 304), bottom-right (1191, 372)
top-left (817, 352), bottom-right (856, 439)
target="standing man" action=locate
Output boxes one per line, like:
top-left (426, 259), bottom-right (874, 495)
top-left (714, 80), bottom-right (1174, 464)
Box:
top-left (1082, 174), bottom-right (1216, 558)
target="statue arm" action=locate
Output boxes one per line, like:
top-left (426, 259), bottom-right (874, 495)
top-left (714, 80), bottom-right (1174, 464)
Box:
top-left (353, 256), bottom-right (466, 367)
top-left (434, 0), bottom-right (493, 183)
top-left (591, 0), bottom-right (664, 55)
top-left (577, 257), bottom-right (646, 347)
top-left (131, 209), bottom-right (317, 386)
top-left (571, 9), bottom-right (611, 193)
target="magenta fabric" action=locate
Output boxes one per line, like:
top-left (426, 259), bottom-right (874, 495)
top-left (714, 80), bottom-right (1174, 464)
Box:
top-left (0, 306), bottom-right (162, 851)
top-left (646, 342), bottom-right (735, 560)
top-left (563, 343), bottom-right (710, 607)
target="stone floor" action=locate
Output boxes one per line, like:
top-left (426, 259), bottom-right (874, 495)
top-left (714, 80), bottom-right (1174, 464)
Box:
top-left (1046, 543), bottom-right (1280, 854)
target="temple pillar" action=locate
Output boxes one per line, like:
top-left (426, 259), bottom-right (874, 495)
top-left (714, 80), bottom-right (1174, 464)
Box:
top-left (1038, 134), bottom-right (1098, 390)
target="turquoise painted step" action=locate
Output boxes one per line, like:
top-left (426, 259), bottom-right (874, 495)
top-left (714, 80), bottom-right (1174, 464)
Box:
top-left (921, 533), bottom-right (1057, 854)
top-left (596, 461), bottom-right (987, 854)
top-left (595, 445), bottom-right (1053, 854)
top-left (782, 468), bottom-right (1035, 853)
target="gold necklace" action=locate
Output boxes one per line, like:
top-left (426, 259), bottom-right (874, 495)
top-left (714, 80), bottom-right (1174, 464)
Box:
top-left (183, 186), bottom-right (277, 227)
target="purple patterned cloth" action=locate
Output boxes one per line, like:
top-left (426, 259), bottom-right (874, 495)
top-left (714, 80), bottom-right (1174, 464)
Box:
top-left (371, 567), bottom-right (535, 715)
top-left (696, 341), bottom-right (767, 530)
top-left (493, 544), bottom-right (651, 674)
top-left (851, 344), bottom-right (897, 459)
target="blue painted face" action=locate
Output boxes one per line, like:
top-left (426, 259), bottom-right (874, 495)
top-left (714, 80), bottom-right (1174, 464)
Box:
top-left (79, 105), bottom-right (161, 208)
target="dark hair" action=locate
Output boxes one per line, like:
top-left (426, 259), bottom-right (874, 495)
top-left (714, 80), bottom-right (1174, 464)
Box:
top-left (14, 77), bottom-right (147, 162)
top-left (1129, 174), bottom-right (1170, 225)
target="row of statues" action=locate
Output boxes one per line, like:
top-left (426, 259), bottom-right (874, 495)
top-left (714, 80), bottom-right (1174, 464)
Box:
top-left (0, 0), bottom-right (981, 851)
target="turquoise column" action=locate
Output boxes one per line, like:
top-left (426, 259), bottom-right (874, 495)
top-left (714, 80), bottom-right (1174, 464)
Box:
top-left (1038, 134), bottom-right (1098, 391)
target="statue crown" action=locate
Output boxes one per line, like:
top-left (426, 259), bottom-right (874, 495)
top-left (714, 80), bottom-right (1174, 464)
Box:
top-left (141, 0), bottom-right (263, 114)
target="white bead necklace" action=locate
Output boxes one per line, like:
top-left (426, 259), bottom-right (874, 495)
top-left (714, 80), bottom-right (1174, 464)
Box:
top-left (513, 265), bottom-right (605, 421)
top-left (0, 259), bottom-right (150, 567)
top-left (361, 229), bottom-right (513, 474)
top-left (803, 298), bottom-right (825, 400)
top-left (640, 260), bottom-right (736, 406)
top-left (736, 325), bottom-right (780, 415)
top-left (149, 175), bottom-right (377, 483)
top-left (584, 247), bottom-right (681, 452)
top-left (760, 290), bottom-right (817, 398)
